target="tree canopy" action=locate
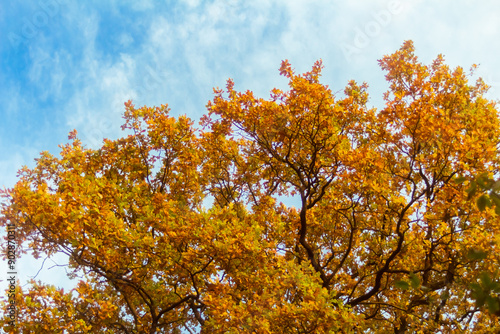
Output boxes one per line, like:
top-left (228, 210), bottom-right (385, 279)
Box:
top-left (2, 41), bottom-right (500, 333)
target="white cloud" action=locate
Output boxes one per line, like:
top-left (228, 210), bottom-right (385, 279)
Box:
top-left (129, 0), bottom-right (154, 11)
top-left (118, 32), bottom-right (134, 47)
top-left (0, 150), bottom-right (30, 188)
top-left (183, 0), bottom-right (201, 8)
top-left (148, 16), bottom-right (176, 57)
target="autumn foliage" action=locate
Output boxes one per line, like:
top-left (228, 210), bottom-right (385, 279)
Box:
top-left (2, 41), bottom-right (500, 333)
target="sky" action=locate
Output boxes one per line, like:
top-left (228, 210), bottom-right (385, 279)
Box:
top-left (1, 0), bottom-right (500, 307)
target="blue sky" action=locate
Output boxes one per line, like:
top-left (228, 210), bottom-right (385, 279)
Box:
top-left (1, 0), bottom-right (500, 298)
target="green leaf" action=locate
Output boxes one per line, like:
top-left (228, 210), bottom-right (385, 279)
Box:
top-left (395, 280), bottom-right (410, 290)
top-left (409, 273), bottom-right (421, 289)
top-left (467, 248), bottom-right (488, 260)
top-left (492, 180), bottom-right (500, 191)
top-left (470, 282), bottom-right (482, 297)
top-left (454, 176), bottom-right (467, 184)
top-left (480, 272), bottom-right (494, 288)
top-left (440, 290), bottom-right (450, 301)
top-left (476, 173), bottom-right (490, 188)
top-left (477, 194), bottom-right (490, 211)
top-left (491, 193), bottom-right (500, 206)
top-left (466, 181), bottom-right (477, 200)
top-left (485, 295), bottom-right (500, 314)
top-left (472, 291), bottom-right (486, 307)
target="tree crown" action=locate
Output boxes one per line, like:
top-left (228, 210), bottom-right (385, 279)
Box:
top-left (2, 41), bottom-right (500, 333)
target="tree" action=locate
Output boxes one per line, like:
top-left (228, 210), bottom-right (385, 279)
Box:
top-left (460, 173), bottom-right (500, 318)
top-left (2, 41), bottom-right (500, 333)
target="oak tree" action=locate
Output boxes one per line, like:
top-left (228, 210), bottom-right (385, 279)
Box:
top-left (2, 41), bottom-right (500, 333)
